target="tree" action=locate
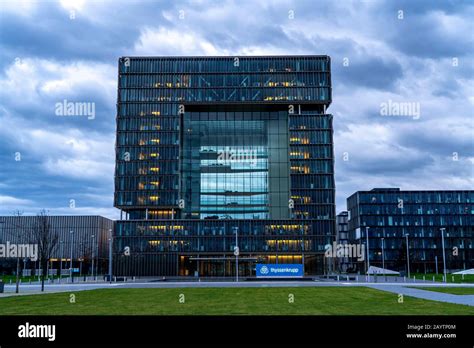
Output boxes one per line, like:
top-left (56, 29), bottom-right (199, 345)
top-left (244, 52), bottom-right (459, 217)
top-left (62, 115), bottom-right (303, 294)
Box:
top-left (31, 211), bottom-right (58, 292)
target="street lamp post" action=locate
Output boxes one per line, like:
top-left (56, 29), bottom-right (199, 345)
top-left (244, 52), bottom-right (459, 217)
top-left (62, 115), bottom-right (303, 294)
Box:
top-left (79, 242), bottom-right (83, 277)
top-left (108, 229), bottom-right (113, 283)
top-left (59, 240), bottom-right (64, 280)
top-left (91, 234), bottom-right (95, 279)
top-left (405, 234), bottom-right (410, 279)
top-left (69, 230), bottom-right (74, 283)
top-left (365, 227), bottom-right (370, 279)
top-left (381, 237), bottom-right (385, 281)
top-left (15, 254), bottom-right (20, 293)
top-left (233, 227), bottom-right (239, 282)
top-left (440, 228), bottom-right (447, 283)
top-left (95, 236), bottom-right (99, 277)
top-left (300, 225), bottom-right (305, 275)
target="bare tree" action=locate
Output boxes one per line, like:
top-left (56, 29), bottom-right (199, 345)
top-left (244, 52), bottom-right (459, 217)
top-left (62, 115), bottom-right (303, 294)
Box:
top-left (31, 210), bottom-right (59, 292)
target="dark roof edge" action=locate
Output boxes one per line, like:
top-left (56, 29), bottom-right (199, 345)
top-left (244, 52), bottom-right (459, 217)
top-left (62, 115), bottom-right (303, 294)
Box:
top-left (118, 55), bottom-right (331, 59)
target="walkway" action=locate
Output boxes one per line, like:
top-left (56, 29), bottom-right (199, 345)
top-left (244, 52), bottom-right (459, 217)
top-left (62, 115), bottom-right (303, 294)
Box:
top-left (368, 284), bottom-right (474, 306)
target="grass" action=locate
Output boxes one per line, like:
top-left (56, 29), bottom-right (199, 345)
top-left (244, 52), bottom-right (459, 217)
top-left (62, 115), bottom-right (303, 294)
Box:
top-left (413, 287), bottom-right (474, 295)
top-left (0, 287), bottom-right (473, 315)
top-left (412, 273), bottom-right (474, 283)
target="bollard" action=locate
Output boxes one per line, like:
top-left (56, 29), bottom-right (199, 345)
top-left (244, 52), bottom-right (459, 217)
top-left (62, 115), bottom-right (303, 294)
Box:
top-left (403, 276), bottom-right (406, 283)
top-left (337, 275), bottom-right (339, 282)
top-left (346, 275), bottom-right (349, 281)
top-left (433, 276), bottom-right (435, 282)
top-left (114, 276), bottom-right (117, 282)
top-left (423, 275), bottom-right (425, 281)
top-left (133, 276), bottom-right (135, 282)
top-left (452, 275), bottom-right (454, 282)
top-left (413, 275), bottom-right (416, 282)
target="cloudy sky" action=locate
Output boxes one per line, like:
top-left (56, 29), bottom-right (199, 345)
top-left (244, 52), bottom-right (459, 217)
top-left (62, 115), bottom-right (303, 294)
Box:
top-left (0, 0), bottom-right (472, 219)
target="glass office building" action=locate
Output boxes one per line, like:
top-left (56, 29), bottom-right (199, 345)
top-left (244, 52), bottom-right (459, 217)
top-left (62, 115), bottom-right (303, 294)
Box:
top-left (347, 188), bottom-right (473, 274)
top-left (114, 56), bottom-right (335, 277)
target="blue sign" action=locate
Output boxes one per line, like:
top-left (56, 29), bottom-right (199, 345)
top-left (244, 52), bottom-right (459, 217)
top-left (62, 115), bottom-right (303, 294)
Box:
top-left (256, 264), bottom-right (303, 278)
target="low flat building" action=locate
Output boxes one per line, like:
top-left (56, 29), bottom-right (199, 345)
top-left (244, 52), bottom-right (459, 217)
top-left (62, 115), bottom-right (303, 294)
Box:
top-left (346, 188), bottom-right (473, 274)
top-left (0, 215), bottom-right (113, 277)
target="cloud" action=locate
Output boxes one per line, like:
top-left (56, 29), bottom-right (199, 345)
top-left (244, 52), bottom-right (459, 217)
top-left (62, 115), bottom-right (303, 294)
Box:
top-left (387, 9), bottom-right (474, 59)
top-left (0, 195), bottom-right (34, 206)
top-left (0, 0), bottom-right (472, 217)
top-left (133, 27), bottom-right (224, 56)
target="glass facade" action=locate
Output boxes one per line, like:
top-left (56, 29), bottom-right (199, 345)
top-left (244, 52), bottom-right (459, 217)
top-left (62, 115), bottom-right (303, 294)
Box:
top-left (114, 56), bottom-right (335, 277)
top-left (182, 106), bottom-right (290, 220)
top-left (0, 216), bottom-right (113, 276)
top-left (347, 188), bottom-right (474, 273)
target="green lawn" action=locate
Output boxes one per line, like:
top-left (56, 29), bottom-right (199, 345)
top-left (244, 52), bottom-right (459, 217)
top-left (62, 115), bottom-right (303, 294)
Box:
top-left (413, 287), bottom-right (474, 295)
top-left (412, 273), bottom-right (474, 283)
top-left (0, 287), bottom-right (473, 315)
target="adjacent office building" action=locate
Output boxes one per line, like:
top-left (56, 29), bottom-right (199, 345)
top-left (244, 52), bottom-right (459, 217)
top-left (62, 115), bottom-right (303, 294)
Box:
top-left (114, 56), bottom-right (335, 277)
top-left (0, 215), bottom-right (113, 276)
top-left (347, 188), bottom-right (473, 274)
